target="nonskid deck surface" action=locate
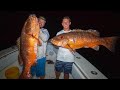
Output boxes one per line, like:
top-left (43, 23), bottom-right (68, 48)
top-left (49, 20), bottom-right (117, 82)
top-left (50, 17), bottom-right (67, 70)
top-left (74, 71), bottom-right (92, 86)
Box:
top-left (0, 60), bottom-right (73, 79)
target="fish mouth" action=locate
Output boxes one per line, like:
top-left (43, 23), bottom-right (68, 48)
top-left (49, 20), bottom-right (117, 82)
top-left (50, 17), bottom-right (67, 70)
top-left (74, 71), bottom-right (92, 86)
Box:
top-left (28, 14), bottom-right (38, 22)
top-left (50, 39), bottom-right (55, 44)
top-left (50, 39), bottom-right (59, 46)
top-left (49, 39), bottom-right (59, 49)
top-left (49, 38), bottom-right (52, 43)
top-left (29, 14), bottom-right (36, 18)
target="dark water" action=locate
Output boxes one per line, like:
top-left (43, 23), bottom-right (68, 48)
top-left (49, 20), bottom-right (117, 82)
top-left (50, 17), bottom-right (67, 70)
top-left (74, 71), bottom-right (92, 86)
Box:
top-left (0, 11), bottom-right (120, 78)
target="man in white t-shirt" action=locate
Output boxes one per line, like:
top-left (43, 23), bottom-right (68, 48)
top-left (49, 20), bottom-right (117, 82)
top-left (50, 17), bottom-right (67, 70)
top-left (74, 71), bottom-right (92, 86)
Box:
top-left (55, 16), bottom-right (74, 79)
top-left (31, 16), bottom-right (50, 79)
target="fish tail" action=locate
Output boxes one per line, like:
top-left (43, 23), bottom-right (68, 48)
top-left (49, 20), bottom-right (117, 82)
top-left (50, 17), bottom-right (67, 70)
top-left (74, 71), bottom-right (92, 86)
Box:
top-left (19, 70), bottom-right (31, 79)
top-left (101, 36), bottom-right (118, 52)
top-left (19, 65), bottom-right (32, 79)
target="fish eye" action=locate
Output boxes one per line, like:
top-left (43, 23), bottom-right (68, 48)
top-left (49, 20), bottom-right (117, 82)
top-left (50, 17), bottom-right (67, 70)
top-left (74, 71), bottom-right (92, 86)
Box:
top-left (60, 36), bottom-right (64, 39)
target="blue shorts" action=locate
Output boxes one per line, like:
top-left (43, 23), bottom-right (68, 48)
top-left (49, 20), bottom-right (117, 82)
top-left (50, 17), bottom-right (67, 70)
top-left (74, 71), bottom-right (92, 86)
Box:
top-left (55, 60), bottom-right (74, 74)
top-left (31, 57), bottom-right (46, 77)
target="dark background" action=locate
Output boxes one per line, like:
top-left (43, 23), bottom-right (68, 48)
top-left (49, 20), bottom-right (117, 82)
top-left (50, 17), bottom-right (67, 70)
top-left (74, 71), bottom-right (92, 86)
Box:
top-left (0, 11), bottom-right (120, 49)
top-left (0, 1), bottom-right (120, 79)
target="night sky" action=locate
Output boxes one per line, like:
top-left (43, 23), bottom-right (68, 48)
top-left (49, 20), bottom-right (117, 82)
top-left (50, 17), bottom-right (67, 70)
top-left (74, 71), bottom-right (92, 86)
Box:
top-left (0, 11), bottom-right (120, 78)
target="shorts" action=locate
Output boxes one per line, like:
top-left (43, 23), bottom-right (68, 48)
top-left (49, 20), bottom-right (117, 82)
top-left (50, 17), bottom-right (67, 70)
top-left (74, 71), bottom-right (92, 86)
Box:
top-left (31, 57), bottom-right (46, 77)
top-left (55, 60), bottom-right (74, 74)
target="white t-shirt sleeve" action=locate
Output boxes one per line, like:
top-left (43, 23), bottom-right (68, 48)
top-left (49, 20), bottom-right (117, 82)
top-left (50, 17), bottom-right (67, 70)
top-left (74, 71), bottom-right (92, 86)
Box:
top-left (56, 30), bottom-right (63, 36)
top-left (39, 29), bottom-right (50, 42)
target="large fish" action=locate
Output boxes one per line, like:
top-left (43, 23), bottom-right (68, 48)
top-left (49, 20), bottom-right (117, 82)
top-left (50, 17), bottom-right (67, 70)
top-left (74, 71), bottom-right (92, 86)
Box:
top-left (19, 14), bottom-right (41, 79)
top-left (50, 29), bottom-right (118, 52)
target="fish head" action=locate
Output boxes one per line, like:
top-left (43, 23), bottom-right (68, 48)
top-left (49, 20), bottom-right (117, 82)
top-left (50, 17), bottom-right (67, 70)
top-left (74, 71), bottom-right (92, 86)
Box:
top-left (24, 14), bottom-right (40, 36)
top-left (50, 34), bottom-right (68, 47)
top-left (26, 14), bottom-right (39, 27)
top-left (23, 14), bottom-right (40, 39)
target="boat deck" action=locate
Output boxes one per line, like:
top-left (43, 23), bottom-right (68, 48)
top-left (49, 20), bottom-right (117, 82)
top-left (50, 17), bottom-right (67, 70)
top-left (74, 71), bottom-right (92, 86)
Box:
top-left (0, 45), bottom-right (107, 79)
top-left (0, 59), bottom-right (73, 79)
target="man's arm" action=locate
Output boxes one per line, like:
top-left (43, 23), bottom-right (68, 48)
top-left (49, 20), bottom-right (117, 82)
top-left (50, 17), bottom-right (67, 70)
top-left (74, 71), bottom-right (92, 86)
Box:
top-left (39, 29), bottom-right (50, 42)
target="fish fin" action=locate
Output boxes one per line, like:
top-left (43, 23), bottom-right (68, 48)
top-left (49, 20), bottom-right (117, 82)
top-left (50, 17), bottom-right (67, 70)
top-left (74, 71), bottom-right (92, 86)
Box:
top-left (87, 29), bottom-right (100, 36)
top-left (64, 44), bottom-right (71, 49)
top-left (68, 48), bottom-right (76, 52)
top-left (18, 54), bottom-right (23, 66)
top-left (66, 44), bottom-right (76, 53)
top-left (16, 37), bottom-right (20, 49)
top-left (92, 46), bottom-right (100, 51)
top-left (65, 44), bottom-right (76, 56)
top-left (27, 33), bottom-right (41, 45)
top-left (32, 61), bottom-right (37, 66)
top-left (84, 46), bottom-right (99, 51)
top-left (84, 46), bottom-right (89, 48)
top-left (73, 29), bottom-right (100, 36)
top-left (38, 39), bottom-right (41, 46)
top-left (19, 72), bottom-right (32, 79)
top-left (101, 36), bottom-right (118, 52)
